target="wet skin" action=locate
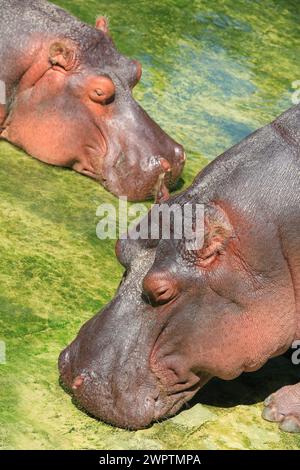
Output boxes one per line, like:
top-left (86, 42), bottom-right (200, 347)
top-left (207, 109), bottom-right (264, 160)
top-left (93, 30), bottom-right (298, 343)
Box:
top-left (60, 103), bottom-right (300, 431)
top-left (0, 0), bottom-right (185, 201)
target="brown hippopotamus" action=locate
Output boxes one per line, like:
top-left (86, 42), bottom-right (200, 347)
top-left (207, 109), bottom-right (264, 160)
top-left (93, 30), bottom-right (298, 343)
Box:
top-left (59, 103), bottom-right (300, 432)
top-left (0, 0), bottom-right (185, 201)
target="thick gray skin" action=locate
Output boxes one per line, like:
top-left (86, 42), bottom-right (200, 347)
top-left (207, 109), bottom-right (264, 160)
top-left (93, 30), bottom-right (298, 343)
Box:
top-left (59, 104), bottom-right (300, 431)
top-left (0, 0), bottom-right (185, 201)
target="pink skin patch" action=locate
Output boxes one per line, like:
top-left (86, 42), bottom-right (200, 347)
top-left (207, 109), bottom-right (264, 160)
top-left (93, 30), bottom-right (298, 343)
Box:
top-left (72, 375), bottom-right (85, 390)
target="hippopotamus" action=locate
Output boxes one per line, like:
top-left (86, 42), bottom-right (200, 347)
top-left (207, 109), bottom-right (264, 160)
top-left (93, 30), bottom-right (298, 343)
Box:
top-left (0, 0), bottom-right (185, 201)
top-left (59, 102), bottom-right (300, 433)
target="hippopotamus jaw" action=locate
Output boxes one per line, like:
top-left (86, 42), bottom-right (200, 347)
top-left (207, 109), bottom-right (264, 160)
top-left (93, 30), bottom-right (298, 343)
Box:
top-left (151, 371), bottom-right (212, 424)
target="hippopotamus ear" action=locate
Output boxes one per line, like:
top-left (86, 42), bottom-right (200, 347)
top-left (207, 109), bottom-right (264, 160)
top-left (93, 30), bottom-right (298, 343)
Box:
top-left (95, 16), bottom-right (110, 35)
top-left (49, 42), bottom-right (76, 70)
top-left (196, 205), bottom-right (234, 268)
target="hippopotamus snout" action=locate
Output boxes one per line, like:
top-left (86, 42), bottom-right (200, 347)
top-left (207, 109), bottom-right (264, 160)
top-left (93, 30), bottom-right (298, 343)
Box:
top-left (100, 101), bottom-right (186, 201)
top-left (58, 297), bottom-right (161, 429)
top-left (58, 300), bottom-right (211, 429)
top-left (59, 347), bottom-right (158, 429)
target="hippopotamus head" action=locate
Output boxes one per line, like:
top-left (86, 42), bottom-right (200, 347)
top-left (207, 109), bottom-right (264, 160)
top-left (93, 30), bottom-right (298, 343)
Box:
top-left (59, 166), bottom-right (297, 428)
top-left (3, 17), bottom-right (185, 201)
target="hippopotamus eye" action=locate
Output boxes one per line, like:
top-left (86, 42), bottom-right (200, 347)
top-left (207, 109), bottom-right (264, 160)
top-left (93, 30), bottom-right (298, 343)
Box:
top-left (89, 76), bottom-right (115, 105)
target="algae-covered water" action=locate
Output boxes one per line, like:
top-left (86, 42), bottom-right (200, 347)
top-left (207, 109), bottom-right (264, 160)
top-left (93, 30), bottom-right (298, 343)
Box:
top-left (0, 0), bottom-right (300, 450)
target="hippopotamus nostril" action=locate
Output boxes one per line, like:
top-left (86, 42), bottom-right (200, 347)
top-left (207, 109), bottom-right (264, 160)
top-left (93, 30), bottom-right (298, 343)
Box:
top-left (58, 348), bottom-right (69, 374)
top-left (58, 342), bottom-right (81, 390)
top-left (72, 374), bottom-right (85, 390)
top-left (174, 145), bottom-right (186, 163)
top-left (158, 157), bottom-right (171, 173)
top-left (58, 347), bottom-right (73, 389)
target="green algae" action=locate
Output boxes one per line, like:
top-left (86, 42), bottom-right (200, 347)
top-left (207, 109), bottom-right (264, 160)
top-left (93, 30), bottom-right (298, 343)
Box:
top-left (0, 0), bottom-right (300, 450)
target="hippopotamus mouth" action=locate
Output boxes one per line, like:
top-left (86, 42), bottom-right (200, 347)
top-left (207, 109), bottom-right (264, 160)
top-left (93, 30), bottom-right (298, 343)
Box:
top-left (59, 353), bottom-right (212, 429)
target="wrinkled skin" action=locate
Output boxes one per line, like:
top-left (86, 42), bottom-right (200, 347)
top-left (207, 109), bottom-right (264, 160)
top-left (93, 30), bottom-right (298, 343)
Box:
top-left (59, 104), bottom-right (300, 431)
top-left (0, 0), bottom-right (185, 201)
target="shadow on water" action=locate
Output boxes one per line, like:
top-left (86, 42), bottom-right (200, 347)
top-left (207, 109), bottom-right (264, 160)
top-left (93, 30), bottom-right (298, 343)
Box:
top-left (191, 351), bottom-right (300, 409)
top-left (172, 177), bottom-right (185, 192)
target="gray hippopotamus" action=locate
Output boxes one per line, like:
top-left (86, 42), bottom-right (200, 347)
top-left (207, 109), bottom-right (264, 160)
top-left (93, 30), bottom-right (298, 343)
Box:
top-left (59, 102), bottom-right (300, 432)
top-left (0, 0), bottom-right (185, 201)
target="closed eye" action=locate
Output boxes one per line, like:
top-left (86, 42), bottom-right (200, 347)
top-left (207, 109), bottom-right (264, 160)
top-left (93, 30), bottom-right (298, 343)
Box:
top-left (141, 286), bottom-right (178, 307)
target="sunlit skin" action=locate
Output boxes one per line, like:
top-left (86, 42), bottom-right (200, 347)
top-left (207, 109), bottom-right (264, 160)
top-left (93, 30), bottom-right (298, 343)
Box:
top-left (0, 0), bottom-right (185, 201)
top-left (60, 103), bottom-right (300, 432)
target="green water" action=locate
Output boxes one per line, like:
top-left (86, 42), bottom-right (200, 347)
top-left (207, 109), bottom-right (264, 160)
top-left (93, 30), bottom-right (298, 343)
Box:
top-left (0, 0), bottom-right (300, 449)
